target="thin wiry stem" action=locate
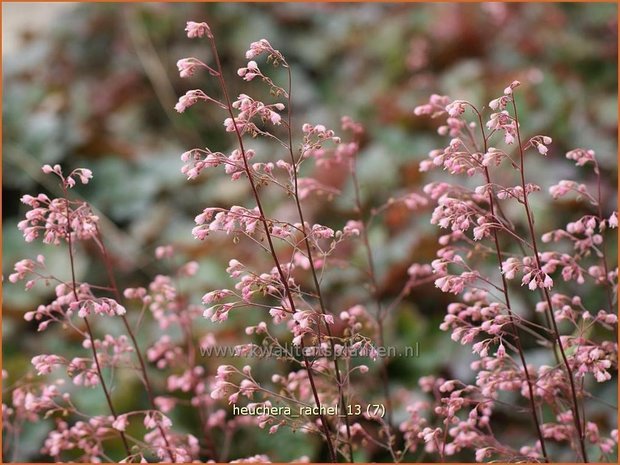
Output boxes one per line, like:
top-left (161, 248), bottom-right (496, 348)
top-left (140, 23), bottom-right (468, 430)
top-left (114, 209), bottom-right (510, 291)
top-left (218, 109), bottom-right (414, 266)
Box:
top-left (350, 158), bottom-right (395, 432)
top-left (62, 192), bottom-right (131, 458)
top-left (511, 97), bottom-right (588, 462)
top-left (593, 161), bottom-right (615, 312)
top-left (94, 227), bottom-right (177, 462)
top-left (208, 35), bottom-right (338, 462)
top-left (283, 64), bottom-right (355, 462)
top-left (469, 106), bottom-right (549, 461)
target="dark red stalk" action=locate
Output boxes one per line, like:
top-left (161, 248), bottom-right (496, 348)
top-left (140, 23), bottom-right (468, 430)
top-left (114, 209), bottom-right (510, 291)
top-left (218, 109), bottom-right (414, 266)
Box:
top-left (470, 107), bottom-right (550, 462)
top-left (594, 162), bottom-right (614, 312)
top-left (350, 162), bottom-right (394, 433)
top-left (208, 35), bottom-right (338, 462)
top-left (95, 228), bottom-right (177, 462)
top-left (62, 194), bottom-right (131, 457)
top-left (283, 65), bottom-right (355, 462)
top-left (511, 98), bottom-right (588, 462)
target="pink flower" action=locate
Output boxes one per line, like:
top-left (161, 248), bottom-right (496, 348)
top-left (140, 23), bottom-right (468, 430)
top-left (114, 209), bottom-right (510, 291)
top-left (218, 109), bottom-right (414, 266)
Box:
top-left (496, 343), bottom-right (506, 358)
top-left (155, 396), bottom-right (177, 413)
top-left (445, 100), bottom-right (467, 118)
top-left (73, 168), bottom-right (93, 184)
top-left (475, 447), bottom-right (492, 462)
top-left (42, 164), bottom-right (59, 174)
top-left (413, 94), bottom-right (451, 117)
top-left (237, 60), bottom-right (261, 81)
top-left (175, 89), bottom-right (207, 113)
top-left (9, 258), bottom-right (36, 283)
top-left (226, 259), bottom-right (244, 277)
top-left (155, 245), bottom-right (174, 260)
top-left (311, 224), bottom-right (335, 239)
top-left (403, 192), bottom-right (428, 210)
top-left (549, 180), bottom-right (591, 202)
top-left (185, 21), bottom-right (212, 39)
top-left (144, 413), bottom-right (157, 429)
top-left (486, 110), bottom-right (516, 144)
top-left (32, 354), bottom-right (65, 375)
top-left (179, 261), bottom-right (199, 276)
top-left (501, 258), bottom-right (520, 279)
top-left (245, 39), bottom-right (274, 60)
top-left (202, 289), bottom-right (234, 305)
top-left (75, 298), bottom-right (126, 318)
top-left (407, 263), bottom-right (433, 279)
top-left (269, 110), bottom-right (281, 125)
top-left (503, 80), bottom-right (521, 95)
top-left (204, 303), bottom-right (233, 322)
top-left (18, 194), bottom-right (100, 245)
top-left (343, 220), bottom-right (363, 237)
top-left (112, 415), bottom-right (129, 432)
top-left (566, 148), bottom-right (596, 167)
top-left (489, 95), bottom-right (510, 111)
top-left (177, 58), bottom-right (203, 78)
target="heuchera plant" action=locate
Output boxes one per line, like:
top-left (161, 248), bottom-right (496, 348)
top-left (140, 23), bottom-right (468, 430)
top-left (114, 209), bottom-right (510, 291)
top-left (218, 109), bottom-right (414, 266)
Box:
top-left (408, 83), bottom-right (617, 462)
top-left (3, 19), bottom-right (617, 464)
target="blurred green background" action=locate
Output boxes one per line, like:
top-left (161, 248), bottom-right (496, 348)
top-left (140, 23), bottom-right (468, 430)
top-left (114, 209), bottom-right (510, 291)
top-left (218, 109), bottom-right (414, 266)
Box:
top-left (2, 2), bottom-right (617, 462)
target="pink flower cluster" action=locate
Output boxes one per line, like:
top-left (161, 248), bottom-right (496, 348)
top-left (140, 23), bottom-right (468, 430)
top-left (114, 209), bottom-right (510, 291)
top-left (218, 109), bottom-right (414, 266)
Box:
top-left (409, 82), bottom-right (617, 462)
top-left (4, 18), bottom-right (616, 465)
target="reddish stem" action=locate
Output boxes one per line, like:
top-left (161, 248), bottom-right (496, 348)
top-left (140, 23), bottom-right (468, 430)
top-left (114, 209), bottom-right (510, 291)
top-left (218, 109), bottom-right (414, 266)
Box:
top-left (594, 162), bottom-right (614, 312)
top-left (95, 228), bottom-right (177, 462)
top-left (350, 160), bottom-right (394, 431)
top-left (208, 35), bottom-right (338, 462)
top-left (284, 65), bottom-right (355, 462)
top-left (511, 97), bottom-right (588, 462)
top-left (62, 194), bottom-right (131, 457)
top-left (470, 107), bottom-right (550, 462)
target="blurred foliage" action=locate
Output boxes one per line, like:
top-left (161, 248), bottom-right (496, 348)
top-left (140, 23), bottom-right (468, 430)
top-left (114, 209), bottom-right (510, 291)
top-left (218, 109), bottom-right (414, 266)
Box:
top-left (2, 3), bottom-right (617, 462)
